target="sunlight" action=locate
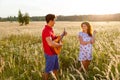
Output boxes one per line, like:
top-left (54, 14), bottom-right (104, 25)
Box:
top-left (0, 0), bottom-right (120, 17)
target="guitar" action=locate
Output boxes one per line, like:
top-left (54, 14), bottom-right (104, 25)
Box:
top-left (53, 28), bottom-right (66, 55)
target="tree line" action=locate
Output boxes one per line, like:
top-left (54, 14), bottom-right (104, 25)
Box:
top-left (0, 13), bottom-right (120, 22)
top-left (18, 10), bottom-right (29, 25)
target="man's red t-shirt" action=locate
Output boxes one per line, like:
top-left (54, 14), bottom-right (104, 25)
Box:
top-left (42, 25), bottom-right (57, 55)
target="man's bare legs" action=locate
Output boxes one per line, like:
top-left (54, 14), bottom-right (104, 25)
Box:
top-left (43, 72), bottom-right (49, 80)
top-left (53, 70), bottom-right (58, 79)
top-left (43, 70), bottom-right (58, 80)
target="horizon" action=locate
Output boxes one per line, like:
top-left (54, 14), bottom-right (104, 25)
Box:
top-left (0, 0), bottom-right (120, 17)
top-left (1, 13), bottom-right (120, 18)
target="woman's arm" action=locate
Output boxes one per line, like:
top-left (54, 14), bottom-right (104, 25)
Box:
top-left (91, 30), bottom-right (97, 44)
top-left (79, 36), bottom-right (91, 45)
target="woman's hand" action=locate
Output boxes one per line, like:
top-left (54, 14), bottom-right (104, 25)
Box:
top-left (91, 30), bottom-right (97, 44)
top-left (93, 30), bottom-right (97, 35)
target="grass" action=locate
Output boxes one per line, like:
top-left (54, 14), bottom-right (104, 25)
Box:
top-left (0, 21), bottom-right (120, 80)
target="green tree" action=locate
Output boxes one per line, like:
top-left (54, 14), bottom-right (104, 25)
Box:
top-left (24, 13), bottom-right (30, 25)
top-left (8, 16), bottom-right (13, 22)
top-left (18, 10), bottom-right (24, 26)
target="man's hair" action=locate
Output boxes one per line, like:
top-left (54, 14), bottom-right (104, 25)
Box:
top-left (45, 14), bottom-right (55, 23)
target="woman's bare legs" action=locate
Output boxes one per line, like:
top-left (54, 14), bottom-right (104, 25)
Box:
top-left (79, 60), bottom-right (91, 71)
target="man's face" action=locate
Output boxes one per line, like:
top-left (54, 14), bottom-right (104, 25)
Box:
top-left (50, 19), bottom-right (55, 27)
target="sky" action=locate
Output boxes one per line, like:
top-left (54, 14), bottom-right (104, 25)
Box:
top-left (0, 0), bottom-right (120, 17)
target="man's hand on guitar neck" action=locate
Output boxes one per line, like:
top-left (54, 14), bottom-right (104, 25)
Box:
top-left (60, 28), bottom-right (67, 39)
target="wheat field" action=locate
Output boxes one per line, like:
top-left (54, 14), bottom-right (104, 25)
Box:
top-left (0, 21), bottom-right (120, 80)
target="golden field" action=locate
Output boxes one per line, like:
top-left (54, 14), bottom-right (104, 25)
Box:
top-left (0, 21), bottom-right (120, 80)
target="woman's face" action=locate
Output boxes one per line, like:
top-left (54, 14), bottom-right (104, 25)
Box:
top-left (81, 24), bottom-right (88, 32)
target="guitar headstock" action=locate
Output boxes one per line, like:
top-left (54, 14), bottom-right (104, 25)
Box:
top-left (63, 28), bottom-right (67, 36)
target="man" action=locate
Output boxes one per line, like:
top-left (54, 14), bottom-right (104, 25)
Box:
top-left (42, 14), bottom-right (66, 80)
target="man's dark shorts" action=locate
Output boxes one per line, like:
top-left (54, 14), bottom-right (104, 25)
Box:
top-left (44, 53), bottom-right (59, 73)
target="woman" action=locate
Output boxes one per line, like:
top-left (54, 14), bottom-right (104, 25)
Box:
top-left (78, 22), bottom-right (97, 71)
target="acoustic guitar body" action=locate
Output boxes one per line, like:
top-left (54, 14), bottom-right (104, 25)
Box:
top-left (52, 28), bottom-right (66, 55)
top-left (53, 36), bottom-right (62, 55)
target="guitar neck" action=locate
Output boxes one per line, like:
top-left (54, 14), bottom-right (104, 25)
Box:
top-left (59, 34), bottom-right (64, 41)
top-left (59, 28), bottom-right (66, 42)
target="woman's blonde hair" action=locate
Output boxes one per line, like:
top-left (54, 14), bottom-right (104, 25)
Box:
top-left (81, 22), bottom-right (92, 37)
